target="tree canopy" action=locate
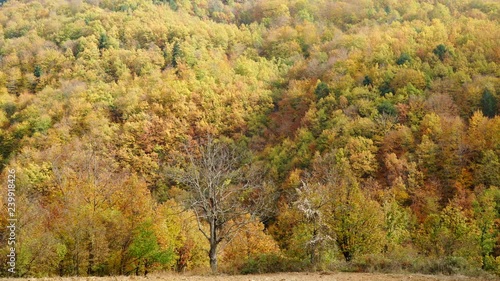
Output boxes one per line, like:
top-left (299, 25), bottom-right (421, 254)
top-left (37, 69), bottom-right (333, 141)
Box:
top-left (0, 0), bottom-right (499, 277)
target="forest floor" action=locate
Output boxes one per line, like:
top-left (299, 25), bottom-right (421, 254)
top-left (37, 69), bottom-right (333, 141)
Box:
top-left (2, 272), bottom-right (497, 281)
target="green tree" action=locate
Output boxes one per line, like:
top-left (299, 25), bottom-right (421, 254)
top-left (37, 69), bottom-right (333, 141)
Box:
top-left (473, 187), bottom-right (500, 270)
top-left (331, 182), bottom-right (385, 262)
top-left (378, 100), bottom-right (397, 116)
top-left (379, 81), bottom-right (394, 96)
top-left (481, 90), bottom-right (497, 118)
top-left (128, 222), bottom-right (174, 276)
top-left (172, 42), bottom-right (181, 67)
top-left (314, 81), bottom-right (330, 100)
top-left (433, 44), bottom-right (448, 61)
top-left (396, 52), bottom-right (411, 65)
top-left (33, 65), bottom-right (42, 78)
top-left (415, 204), bottom-right (481, 268)
top-left (362, 75), bottom-right (373, 87)
top-left (99, 34), bottom-right (110, 50)
top-left (475, 150), bottom-right (500, 188)
top-left (302, 151), bottom-right (385, 262)
top-left (169, 0), bottom-right (178, 11)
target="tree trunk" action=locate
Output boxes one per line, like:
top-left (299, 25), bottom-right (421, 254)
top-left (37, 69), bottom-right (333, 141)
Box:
top-left (209, 245), bottom-right (218, 274)
top-left (209, 217), bottom-right (218, 274)
top-left (87, 238), bottom-right (94, 275)
top-left (343, 251), bottom-right (352, 262)
top-left (310, 228), bottom-right (317, 266)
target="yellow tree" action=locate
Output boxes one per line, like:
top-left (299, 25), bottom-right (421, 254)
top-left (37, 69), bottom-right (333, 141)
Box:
top-left (220, 215), bottom-right (279, 273)
top-left (298, 150), bottom-right (385, 262)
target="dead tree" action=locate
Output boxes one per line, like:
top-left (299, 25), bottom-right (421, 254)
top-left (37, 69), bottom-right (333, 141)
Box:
top-left (166, 137), bottom-right (270, 273)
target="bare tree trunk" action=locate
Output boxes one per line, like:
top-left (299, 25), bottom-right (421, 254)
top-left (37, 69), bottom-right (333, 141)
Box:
top-left (209, 217), bottom-right (218, 274)
top-left (209, 243), bottom-right (218, 274)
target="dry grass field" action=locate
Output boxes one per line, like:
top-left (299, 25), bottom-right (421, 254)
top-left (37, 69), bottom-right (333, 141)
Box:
top-left (1, 272), bottom-right (496, 281)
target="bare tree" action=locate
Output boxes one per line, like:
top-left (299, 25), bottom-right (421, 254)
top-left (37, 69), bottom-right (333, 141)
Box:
top-left (166, 137), bottom-right (270, 273)
top-left (295, 180), bottom-right (334, 267)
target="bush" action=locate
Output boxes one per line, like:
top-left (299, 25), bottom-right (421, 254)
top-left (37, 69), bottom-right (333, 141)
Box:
top-left (337, 250), bottom-right (416, 273)
top-left (350, 254), bottom-right (404, 273)
top-left (240, 254), bottom-right (306, 274)
top-left (326, 252), bottom-right (492, 277)
top-left (411, 256), bottom-right (474, 275)
top-left (484, 255), bottom-right (500, 275)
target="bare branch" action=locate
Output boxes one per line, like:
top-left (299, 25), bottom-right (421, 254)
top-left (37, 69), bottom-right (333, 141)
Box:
top-left (164, 136), bottom-right (271, 273)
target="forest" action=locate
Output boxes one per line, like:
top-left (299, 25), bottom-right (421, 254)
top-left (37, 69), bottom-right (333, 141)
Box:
top-left (0, 0), bottom-right (499, 277)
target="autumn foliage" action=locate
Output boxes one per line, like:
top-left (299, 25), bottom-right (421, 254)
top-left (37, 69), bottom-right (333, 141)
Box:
top-left (0, 0), bottom-right (500, 277)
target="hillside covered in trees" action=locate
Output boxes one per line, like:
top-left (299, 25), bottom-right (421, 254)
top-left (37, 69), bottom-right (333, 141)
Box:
top-left (0, 0), bottom-right (499, 277)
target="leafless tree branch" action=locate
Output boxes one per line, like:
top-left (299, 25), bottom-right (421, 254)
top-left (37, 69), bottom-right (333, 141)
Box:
top-left (165, 136), bottom-right (272, 273)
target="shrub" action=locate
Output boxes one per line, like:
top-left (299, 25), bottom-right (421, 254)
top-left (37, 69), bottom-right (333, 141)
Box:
top-left (240, 254), bottom-right (306, 274)
top-left (343, 251), bottom-right (416, 273)
top-left (411, 256), bottom-right (472, 275)
top-left (484, 255), bottom-right (500, 275)
top-left (350, 254), bottom-right (398, 273)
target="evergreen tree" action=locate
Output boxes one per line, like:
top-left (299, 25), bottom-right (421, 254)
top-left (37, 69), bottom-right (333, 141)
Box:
top-left (433, 44), bottom-right (448, 61)
top-left (34, 65), bottom-right (42, 78)
top-left (172, 42), bottom-right (181, 67)
top-left (481, 90), bottom-right (497, 118)
top-left (314, 82), bottom-right (330, 100)
top-left (98, 33), bottom-right (109, 50)
top-left (396, 53), bottom-right (411, 65)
